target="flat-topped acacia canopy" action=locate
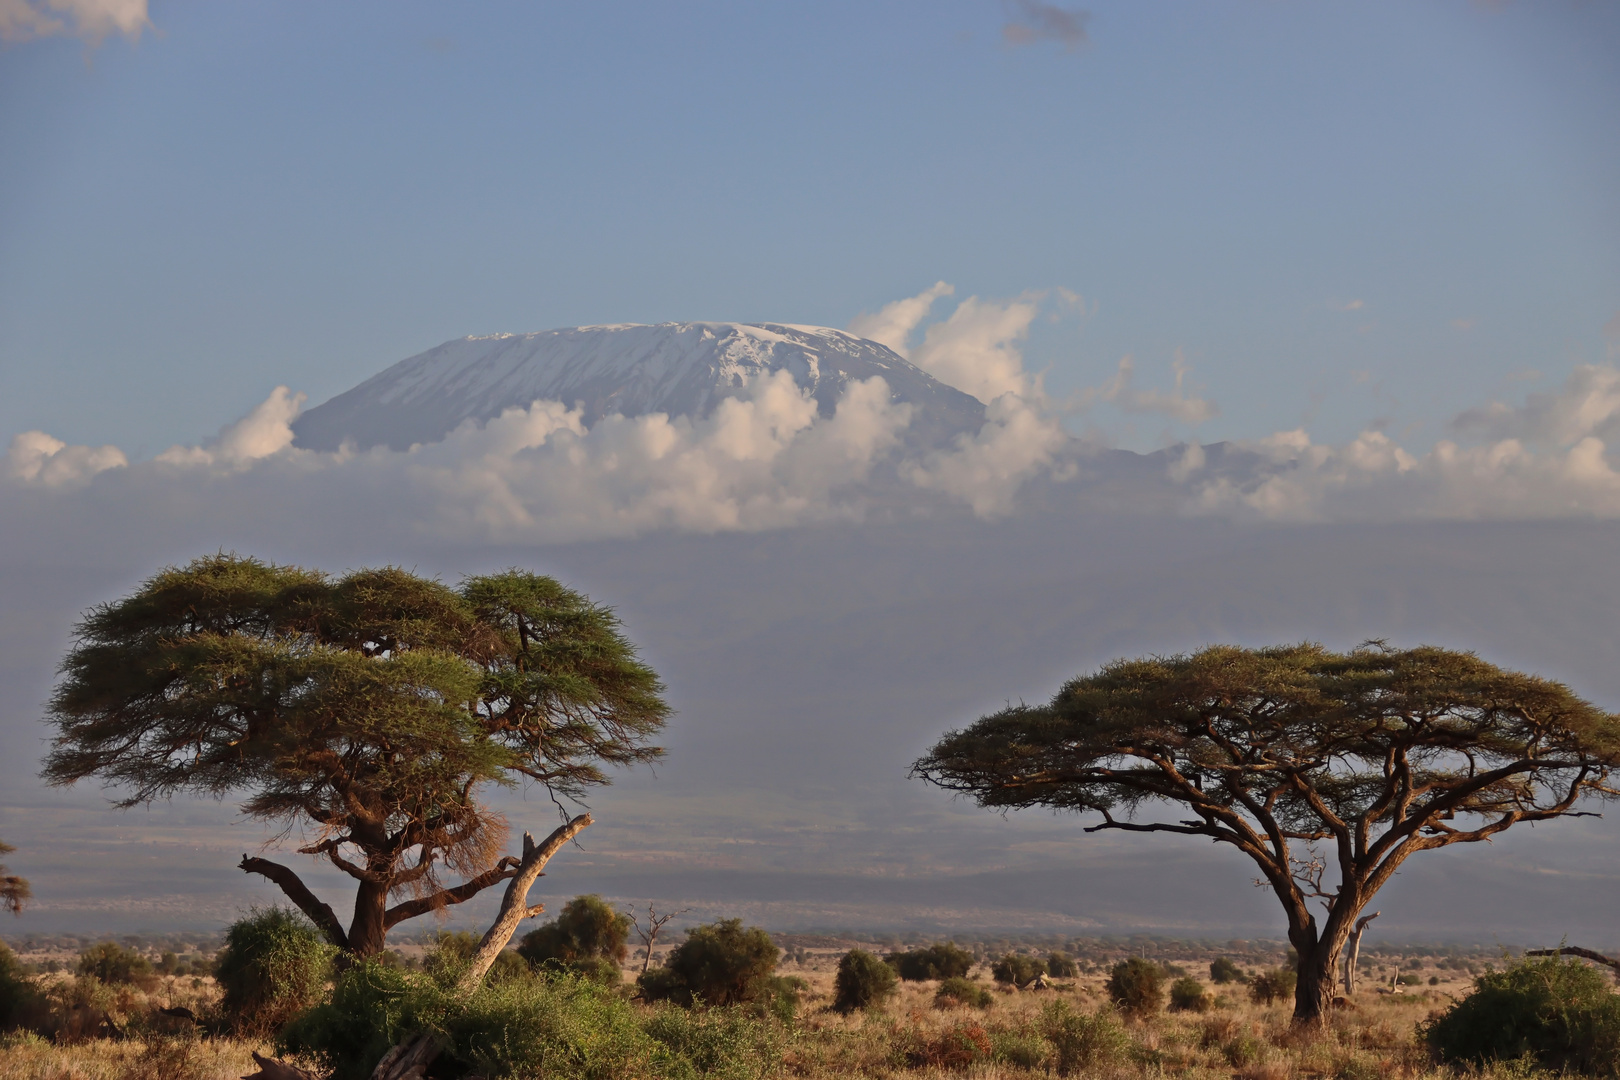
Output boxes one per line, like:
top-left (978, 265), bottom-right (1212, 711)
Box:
top-left (42, 553), bottom-right (668, 958)
top-left (912, 642), bottom-right (1620, 1024)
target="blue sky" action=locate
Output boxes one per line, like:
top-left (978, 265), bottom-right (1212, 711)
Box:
top-left (3, 0), bottom-right (1616, 457)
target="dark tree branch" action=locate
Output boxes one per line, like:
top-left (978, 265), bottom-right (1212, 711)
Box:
top-left (238, 854), bottom-right (349, 950)
top-left (382, 856), bottom-right (521, 928)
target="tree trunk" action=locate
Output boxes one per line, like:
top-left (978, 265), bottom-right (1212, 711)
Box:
top-left (1293, 942), bottom-right (1339, 1024)
top-left (1342, 912), bottom-right (1379, 995)
top-left (347, 878), bottom-right (391, 959)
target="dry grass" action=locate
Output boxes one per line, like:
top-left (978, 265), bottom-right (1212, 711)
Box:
top-left (0, 963), bottom-right (1555, 1080)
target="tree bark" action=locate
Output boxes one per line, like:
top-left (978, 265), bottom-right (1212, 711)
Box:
top-left (347, 877), bottom-right (391, 959)
top-left (1292, 935), bottom-right (1342, 1025)
top-left (455, 813), bottom-right (592, 995)
top-left (1342, 912), bottom-right (1379, 995)
top-left (1526, 946), bottom-right (1620, 979)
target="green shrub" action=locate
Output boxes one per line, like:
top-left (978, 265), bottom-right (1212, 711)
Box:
top-left (1249, 967), bottom-right (1297, 1005)
top-left (1169, 976), bottom-right (1212, 1012)
top-left (1424, 955), bottom-right (1620, 1075)
top-left (640, 1000), bottom-right (784, 1077)
top-left (279, 960), bottom-right (415, 1080)
top-left (992, 952), bottom-right (1046, 987)
top-left (1040, 999), bottom-right (1130, 1076)
top-left (1224, 1032), bottom-right (1267, 1068)
top-left (423, 931), bottom-right (529, 986)
top-left (75, 941), bottom-right (153, 985)
top-left (517, 895), bottom-right (630, 981)
top-left (832, 949), bottom-right (896, 1014)
top-left (1046, 952), bottom-right (1078, 978)
top-left (1106, 957), bottom-right (1164, 1016)
top-left (215, 908), bottom-right (336, 1035)
top-left (991, 1027), bottom-right (1047, 1069)
top-left (1209, 956), bottom-right (1243, 984)
top-left (638, 918), bottom-right (778, 1008)
top-left (0, 941), bottom-right (42, 1031)
top-left (935, 976), bottom-right (993, 1009)
top-left (885, 941), bottom-right (974, 981)
top-left (439, 972), bottom-right (657, 1080)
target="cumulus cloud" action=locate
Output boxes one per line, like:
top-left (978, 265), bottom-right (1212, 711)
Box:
top-left (903, 393), bottom-right (1071, 517)
top-left (846, 281), bottom-right (954, 359)
top-left (908, 293), bottom-right (1043, 405)
top-left (1189, 365), bottom-right (1620, 521)
top-left (155, 387), bottom-right (307, 469)
top-left (0, 0), bottom-right (149, 43)
top-left (1002, 0), bottom-right (1089, 50)
top-left (1, 431), bottom-right (125, 487)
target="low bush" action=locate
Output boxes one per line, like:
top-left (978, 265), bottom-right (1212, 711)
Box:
top-left (215, 907), bottom-right (336, 1035)
top-left (1249, 967), bottom-right (1297, 1006)
top-left (1107, 957), bottom-right (1164, 1016)
top-left (990, 1027), bottom-right (1047, 1069)
top-left (832, 949), bottom-right (896, 1014)
top-left (516, 895), bottom-right (630, 982)
top-left (279, 960), bottom-right (414, 1080)
top-left (1046, 951), bottom-right (1078, 978)
top-left (0, 941), bottom-right (42, 1032)
top-left (1168, 975), bottom-right (1212, 1013)
top-left (1424, 954), bottom-right (1620, 1075)
top-left (905, 1020), bottom-right (991, 1069)
top-left (991, 952), bottom-right (1046, 987)
top-left (885, 941), bottom-right (974, 981)
top-left (637, 918), bottom-right (779, 1009)
top-left (935, 976), bottom-right (993, 1009)
top-left (75, 941), bottom-right (153, 986)
top-left (1040, 999), bottom-right (1130, 1076)
top-left (1209, 956), bottom-right (1244, 984)
top-left (424, 931), bottom-right (530, 986)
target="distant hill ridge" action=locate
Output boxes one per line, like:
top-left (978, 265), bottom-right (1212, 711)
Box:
top-left (291, 322), bottom-right (989, 453)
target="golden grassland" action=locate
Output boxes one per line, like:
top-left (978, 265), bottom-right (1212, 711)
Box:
top-left (0, 956), bottom-right (1545, 1080)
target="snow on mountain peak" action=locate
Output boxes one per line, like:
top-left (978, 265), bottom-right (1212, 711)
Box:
top-left (292, 322), bottom-right (987, 452)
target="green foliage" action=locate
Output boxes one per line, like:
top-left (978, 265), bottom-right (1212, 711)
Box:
top-left (1209, 956), bottom-right (1243, 984)
top-left (0, 838), bottom-right (29, 916)
top-left (991, 953), bottom-right (1046, 986)
top-left (282, 960), bottom-right (783, 1080)
top-left (76, 941), bottom-right (153, 985)
top-left (423, 931), bottom-right (529, 986)
top-left (1039, 999), bottom-right (1130, 1077)
top-left (279, 960), bottom-right (414, 1080)
top-left (1425, 955), bottom-right (1620, 1076)
top-left (832, 949), bottom-right (897, 1014)
top-left (0, 941), bottom-right (42, 1031)
top-left (884, 941), bottom-right (974, 981)
top-left (1249, 967), bottom-right (1297, 1005)
top-left (43, 555), bottom-right (670, 956)
top-left (1046, 952), bottom-right (1078, 978)
top-left (216, 908), bottom-right (336, 1035)
top-left (1106, 957), bottom-right (1164, 1016)
top-left (1169, 976), bottom-right (1212, 1013)
top-left (990, 1027), bottom-right (1047, 1069)
top-left (935, 976), bottom-right (993, 1009)
top-left (637, 919), bottom-right (779, 1008)
top-left (517, 895), bottom-right (630, 981)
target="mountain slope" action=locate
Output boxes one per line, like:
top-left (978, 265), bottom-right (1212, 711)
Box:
top-left (292, 322), bottom-right (988, 452)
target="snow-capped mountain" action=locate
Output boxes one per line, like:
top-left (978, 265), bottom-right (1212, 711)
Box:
top-left (292, 323), bottom-right (987, 452)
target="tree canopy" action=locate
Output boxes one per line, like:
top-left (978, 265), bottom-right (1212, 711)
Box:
top-left (0, 840), bottom-right (29, 916)
top-left (42, 553), bottom-right (669, 956)
top-left (912, 642), bottom-right (1620, 1023)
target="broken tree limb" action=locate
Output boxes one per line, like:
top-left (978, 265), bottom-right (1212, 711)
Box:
top-left (1526, 946), bottom-right (1620, 977)
top-left (241, 1050), bottom-right (322, 1080)
top-left (1342, 911), bottom-right (1379, 996)
top-left (454, 813), bottom-right (592, 995)
top-left (369, 1033), bottom-right (440, 1080)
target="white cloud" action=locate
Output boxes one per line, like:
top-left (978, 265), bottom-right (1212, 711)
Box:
top-left (903, 393), bottom-right (1071, 517)
top-left (0, 0), bottom-right (149, 43)
top-left (156, 387), bottom-right (307, 469)
top-left (1082, 351), bottom-right (1216, 426)
top-left (908, 293), bottom-right (1042, 405)
top-left (846, 281), bottom-right (954, 359)
top-left (1, 430), bottom-right (125, 487)
top-left (1190, 366), bottom-right (1620, 522)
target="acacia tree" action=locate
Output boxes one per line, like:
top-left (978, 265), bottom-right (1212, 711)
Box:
top-left (43, 554), bottom-right (668, 958)
top-left (912, 643), bottom-right (1620, 1024)
top-left (0, 840), bottom-right (29, 915)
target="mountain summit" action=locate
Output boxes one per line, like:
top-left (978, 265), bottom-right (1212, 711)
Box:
top-left (292, 322), bottom-right (987, 452)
